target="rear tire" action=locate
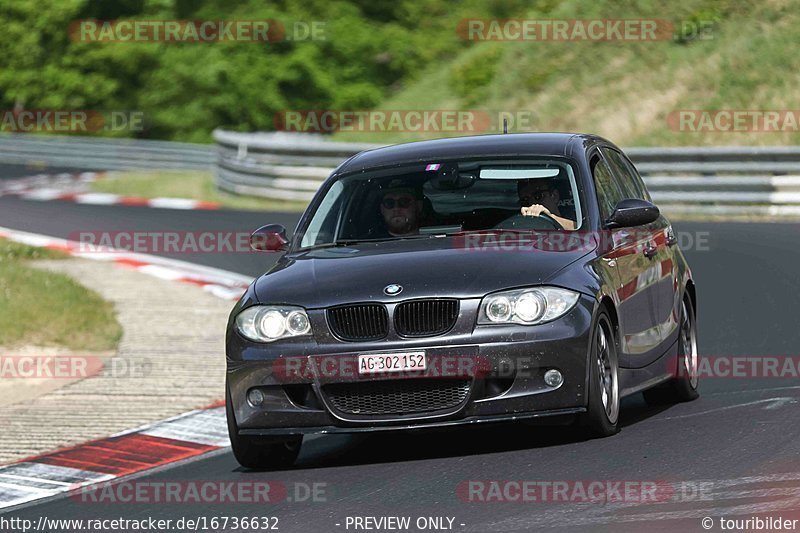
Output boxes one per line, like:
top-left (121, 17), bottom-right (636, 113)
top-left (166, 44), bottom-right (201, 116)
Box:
top-left (226, 385), bottom-right (302, 470)
top-left (643, 294), bottom-right (700, 405)
top-left (579, 312), bottom-right (620, 437)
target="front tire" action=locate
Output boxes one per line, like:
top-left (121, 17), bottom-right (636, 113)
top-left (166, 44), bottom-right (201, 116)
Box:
top-left (580, 312), bottom-right (620, 437)
top-left (226, 385), bottom-right (302, 470)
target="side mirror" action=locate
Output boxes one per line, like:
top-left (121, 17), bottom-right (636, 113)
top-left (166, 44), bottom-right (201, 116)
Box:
top-left (605, 199), bottom-right (660, 229)
top-left (250, 224), bottom-right (289, 252)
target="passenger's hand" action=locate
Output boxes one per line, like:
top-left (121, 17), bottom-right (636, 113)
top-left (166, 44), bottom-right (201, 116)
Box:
top-left (521, 204), bottom-right (551, 217)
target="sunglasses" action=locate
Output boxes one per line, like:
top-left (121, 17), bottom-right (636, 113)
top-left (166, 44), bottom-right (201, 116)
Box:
top-left (519, 190), bottom-right (550, 205)
top-left (382, 197), bottom-right (414, 209)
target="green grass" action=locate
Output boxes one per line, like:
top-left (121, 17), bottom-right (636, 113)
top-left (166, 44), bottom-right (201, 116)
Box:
top-left (0, 239), bottom-right (122, 350)
top-left (333, 0), bottom-right (800, 147)
top-left (90, 171), bottom-right (309, 212)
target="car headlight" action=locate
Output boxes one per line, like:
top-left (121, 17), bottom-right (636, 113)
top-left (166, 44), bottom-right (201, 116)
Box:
top-left (235, 305), bottom-right (312, 342)
top-left (478, 287), bottom-right (580, 325)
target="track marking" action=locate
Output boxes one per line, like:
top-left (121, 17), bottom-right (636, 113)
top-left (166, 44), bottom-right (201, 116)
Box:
top-left (0, 226), bottom-right (252, 301)
top-left (483, 471), bottom-right (800, 530)
top-left (656, 397), bottom-right (797, 420)
top-left (0, 172), bottom-right (221, 210)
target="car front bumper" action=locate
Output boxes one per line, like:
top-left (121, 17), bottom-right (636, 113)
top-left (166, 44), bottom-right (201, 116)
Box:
top-left (226, 295), bottom-right (595, 435)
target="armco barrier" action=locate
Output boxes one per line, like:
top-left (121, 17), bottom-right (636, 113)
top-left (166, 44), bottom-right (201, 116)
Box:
top-left (0, 133), bottom-right (213, 171)
top-left (214, 130), bottom-right (800, 215)
top-left (3, 131), bottom-right (800, 216)
top-left (213, 130), bottom-right (374, 202)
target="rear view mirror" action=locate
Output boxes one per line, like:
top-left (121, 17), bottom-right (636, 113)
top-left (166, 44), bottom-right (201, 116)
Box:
top-left (250, 224), bottom-right (289, 252)
top-left (429, 164), bottom-right (475, 191)
top-left (606, 199), bottom-right (660, 229)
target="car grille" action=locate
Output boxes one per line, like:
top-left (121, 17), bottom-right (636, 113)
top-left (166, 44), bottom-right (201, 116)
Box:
top-left (323, 378), bottom-right (471, 416)
top-left (327, 304), bottom-right (388, 341)
top-left (394, 299), bottom-right (459, 337)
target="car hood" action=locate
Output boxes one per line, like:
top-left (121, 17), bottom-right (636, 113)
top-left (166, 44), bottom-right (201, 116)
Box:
top-left (254, 235), bottom-right (596, 308)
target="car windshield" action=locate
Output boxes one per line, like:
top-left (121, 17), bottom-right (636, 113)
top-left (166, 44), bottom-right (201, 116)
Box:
top-left (297, 158), bottom-right (583, 250)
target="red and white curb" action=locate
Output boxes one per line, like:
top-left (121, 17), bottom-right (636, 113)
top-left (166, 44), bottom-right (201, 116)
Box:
top-left (0, 172), bottom-right (100, 195)
top-left (0, 226), bottom-right (253, 301)
top-left (0, 172), bottom-right (220, 210)
top-left (0, 406), bottom-right (229, 510)
top-left (0, 226), bottom-right (250, 510)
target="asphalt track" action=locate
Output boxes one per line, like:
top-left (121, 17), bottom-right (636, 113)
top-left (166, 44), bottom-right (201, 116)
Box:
top-left (2, 166), bottom-right (800, 531)
top-left (0, 163), bottom-right (90, 180)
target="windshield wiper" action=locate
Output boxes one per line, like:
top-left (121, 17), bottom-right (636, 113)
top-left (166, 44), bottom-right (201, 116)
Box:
top-left (444, 229), bottom-right (536, 236)
top-left (303, 231), bottom-right (543, 251)
top-left (334, 234), bottom-right (444, 245)
top-left (298, 235), bottom-right (440, 252)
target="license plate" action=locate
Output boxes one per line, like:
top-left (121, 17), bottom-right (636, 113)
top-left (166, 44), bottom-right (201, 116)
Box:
top-left (358, 351), bottom-right (426, 375)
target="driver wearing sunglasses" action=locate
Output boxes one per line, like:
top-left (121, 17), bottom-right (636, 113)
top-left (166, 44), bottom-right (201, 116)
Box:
top-left (517, 179), bottom-right (575, 230)
top-left (379, 179), bottom-right (424, 237)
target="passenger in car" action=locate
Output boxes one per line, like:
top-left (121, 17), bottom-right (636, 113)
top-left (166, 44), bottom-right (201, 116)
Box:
top-left (517, 179), bottom-right (576, 230)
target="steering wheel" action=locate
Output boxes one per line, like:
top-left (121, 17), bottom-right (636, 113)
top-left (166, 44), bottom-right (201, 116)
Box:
top-left (493, 212), bottom-right (563, 231)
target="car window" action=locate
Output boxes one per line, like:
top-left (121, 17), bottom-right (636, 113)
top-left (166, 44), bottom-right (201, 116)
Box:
top-left (620, 152), bottom-right (652, 202)
top-left (294, 159), bottom-right (583, 249)
top-left (601, 147), bottom-right (651, 202)
top-left (590, 155), bottom-right (622, 220)
top-left (422, 165), bottom-right (577, 220)
top-left (300, 180), bottom-right (346, 248)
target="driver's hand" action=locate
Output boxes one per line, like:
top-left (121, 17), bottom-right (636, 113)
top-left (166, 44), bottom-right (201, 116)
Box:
top-left (521, 204), bottom-right (551, 217)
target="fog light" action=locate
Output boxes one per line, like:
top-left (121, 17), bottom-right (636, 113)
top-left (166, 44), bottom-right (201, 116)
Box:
top-left (544, 369), bottom-right (563, 388)
top-left (247, 388), bottom-right (265, 407)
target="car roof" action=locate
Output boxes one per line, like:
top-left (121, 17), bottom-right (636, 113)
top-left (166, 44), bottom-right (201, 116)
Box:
top-left (335, 132), bottom-right (616, 174)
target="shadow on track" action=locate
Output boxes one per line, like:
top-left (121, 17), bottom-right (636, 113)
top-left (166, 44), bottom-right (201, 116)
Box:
top-left (232, 393), bottom-right (677, 473)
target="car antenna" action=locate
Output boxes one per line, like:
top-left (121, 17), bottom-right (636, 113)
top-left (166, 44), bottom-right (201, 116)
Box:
top-left (503, 118), bottom-right (508, 134)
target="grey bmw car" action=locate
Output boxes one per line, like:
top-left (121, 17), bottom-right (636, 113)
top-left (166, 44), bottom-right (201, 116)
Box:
top-left (225, 133), bottom-right (699, 469)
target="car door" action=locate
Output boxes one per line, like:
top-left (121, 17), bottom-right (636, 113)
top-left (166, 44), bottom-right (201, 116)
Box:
top-left (591, 150), bottom-right (662, 368)
top-left (613, 148), bottom-right (681, 347)
top-left (601, 147), bottom-right (679, 359)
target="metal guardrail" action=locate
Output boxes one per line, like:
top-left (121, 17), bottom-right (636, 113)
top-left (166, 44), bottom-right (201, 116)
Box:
top-left (0, 133), bottom-right (213, 171)
top-left (214, 130), bottom-right (800, 215)
top-left (213, 130), bottom-right (375, 201)
top-left (3, 131), bottom-right (800, 216)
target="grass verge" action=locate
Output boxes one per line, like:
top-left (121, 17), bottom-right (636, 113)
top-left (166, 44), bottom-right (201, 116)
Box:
top-left (333, 0), bottom-right (798, 147)
top-left (0, 239), bottom-right (122, 350)
top-left (90, 170), bottom-right (309, 212)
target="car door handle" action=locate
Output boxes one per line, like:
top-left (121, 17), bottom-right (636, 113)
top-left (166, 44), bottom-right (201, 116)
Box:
top-left (643, 244), bottom-right (658, 258)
